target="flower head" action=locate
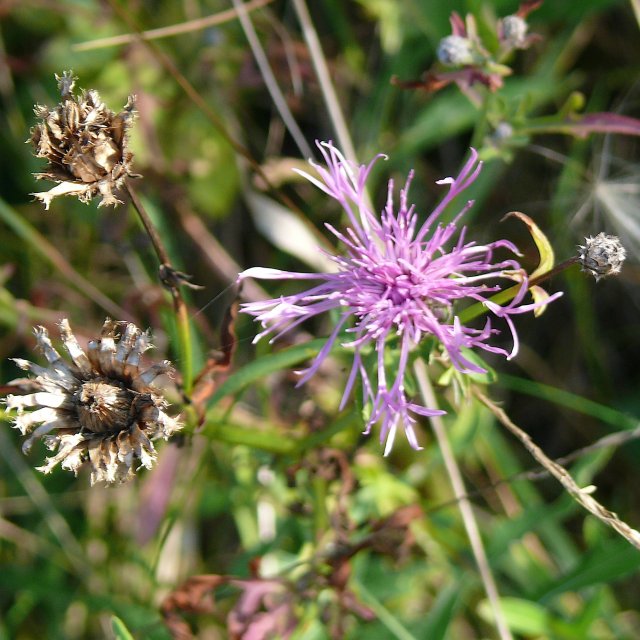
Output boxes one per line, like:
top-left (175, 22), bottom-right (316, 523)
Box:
top-left (239, 142), bottom-right (561, 454)
top-left (29, 71), bottom-right (137, 210)
top-left (437, 35), bottom-right (476, 66)
top-left (6, 319), bottom-right (181, 484)
top-left (500, 15), bottom-right (529, 48)
top-left (578, 232), bottom-right (626, 281)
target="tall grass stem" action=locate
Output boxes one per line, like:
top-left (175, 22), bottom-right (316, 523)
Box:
top-left (414, 359), bottom-right (513, 640)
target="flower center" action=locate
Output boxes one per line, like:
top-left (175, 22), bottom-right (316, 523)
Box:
top-left (362, 261), bottom-right (452, 322)
top-left (388, 274), bottom-right (413, 305)
top-left (75, 380), bottom-right (134, 433)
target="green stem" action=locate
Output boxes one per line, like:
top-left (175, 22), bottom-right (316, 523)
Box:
top-left (200, 404), bottom-right (351, 454)
top-left (205, 420), bottom-right (297, 454)
top-left (312, 475), bottom-right (329, 539)
top-left (125, 182), bottom-right (194, 396)
top-left (174, 298), bottom-right (194, 396)
top-left (459, 256), bottom-right (579, 325)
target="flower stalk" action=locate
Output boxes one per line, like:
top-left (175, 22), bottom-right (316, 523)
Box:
top-left (414, 359), bottom-right (513, 640)
top-left (459, 256), bottom-right (579, 325)
top-left (125, 181), bottom-right (195, 396)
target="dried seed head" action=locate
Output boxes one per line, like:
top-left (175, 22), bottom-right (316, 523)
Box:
top-left (500, 15), bottom-right (529, 48)
top-left (28, 71), bottom-right (137, 210)
top-left (5, 319), bottom-right (182, 485)
top-left (578, 232), bottom-right (626, 282)
top-left (437, 35), bottom-right (475, 66)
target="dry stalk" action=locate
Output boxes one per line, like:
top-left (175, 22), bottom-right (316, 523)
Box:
top-left (73, 0), bottom-right (275, 51)
top-left (415, 360), bottom-right (513, 640)
top-left (427, 422), bottom-right (640, 513)
top-left (474, 388), bottom-right (640, 550)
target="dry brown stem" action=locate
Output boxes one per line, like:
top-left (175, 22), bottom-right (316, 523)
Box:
top-left (475, 388), bottom-right (640, 550)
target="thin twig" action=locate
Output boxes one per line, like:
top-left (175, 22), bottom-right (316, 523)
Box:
top-left (527, 256), bottom-right (579, 288)
top-left (291, 0), bottom-right (377, 230)
top-left (126, 182), bottom-right (172, 266)
top-left (105, 0), bottom-right (252, 163)
top-left (290, 0), bottom-right (357, 164)
top-left (232, 0), bottom-right (313, 159)
top-left (73, 0), bottom-right (275, 51)
top-left (427, 421), bottom-right (640, 514)
top-left (475, 388), bottom-right (640, 550)
top-left (105, 0), bottom-right (321, 244)
top-left (414, 359), bottom-right (513, 640)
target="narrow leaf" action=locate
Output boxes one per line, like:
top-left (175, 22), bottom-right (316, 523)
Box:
top-left (110, 616), bottom-right (135, 640)
top-left (207, 338), bottom-right (327, 408)
top-left (478, 597), bottom-right (550, 635)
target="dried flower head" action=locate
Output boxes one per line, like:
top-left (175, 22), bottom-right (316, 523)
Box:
top-left (5, 319), bottom-right (181, 484)
top-left (578, 232), bottom-right (626, 281)
top-left (238, 142), bottom-right (562, 455)
top-left (29, 71), bottom-right (137, 210)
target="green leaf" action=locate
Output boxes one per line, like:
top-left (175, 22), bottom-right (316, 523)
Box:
top-left (420, 583), bottom-right (461, 640)
top-left (0, 197), bottom-right (127, 319)
top-left (110, 616), bottom-right (135, 640)
top-left (487, 499), bottom-right (577, 567)
top-left (497, 374), bottom-right (637, 430)
top-left (207, 338), bottom-right (328, 408)
top-left (437, 348), bottom-right (496, 390)
top-left (290, 617), bottom-right (328, 640)
top-left (353, 580), bottom-right (419, 640)
top-left (399, 76), bottom-right (571, 154)
top-left (536, 539), bottom-right (640, 602)
top-left (458, 348), bottom-right (497, 384)
top-left (478, 597), bottom-right (550, 635)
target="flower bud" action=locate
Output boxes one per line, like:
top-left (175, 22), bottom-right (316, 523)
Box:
top-left (501, 15), bottom-right (529, 48)
top-left (29, 71), bottom-right (137, 210)
top-left (437, 35), bottom-right (475, 66)
top-left (578, 233), bottom-right (626, 282)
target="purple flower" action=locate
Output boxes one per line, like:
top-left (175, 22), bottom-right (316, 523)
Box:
top-left (238, 142), bottom-right (561, 455)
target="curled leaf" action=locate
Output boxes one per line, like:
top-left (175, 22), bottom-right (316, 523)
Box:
top-left (502, 211), bottom-right (556, 315)
top-left (529, 285), bottom-right (553, 318)
top-left (503, 211), bottom-right (555, 278)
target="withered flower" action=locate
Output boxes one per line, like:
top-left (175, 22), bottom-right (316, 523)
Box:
top-left (29, 71), bottom-right (137, 210)
top-left (5, 319), bottom-right (182, 485)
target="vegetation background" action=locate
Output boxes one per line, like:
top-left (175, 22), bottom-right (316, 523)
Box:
top-left (1, 0), bottom-right (640, 638)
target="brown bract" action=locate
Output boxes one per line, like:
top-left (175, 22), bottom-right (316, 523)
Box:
top-left (29, 71), bottom-right (137, 210)
top-left (5, 319), bottom-right (182, 485)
